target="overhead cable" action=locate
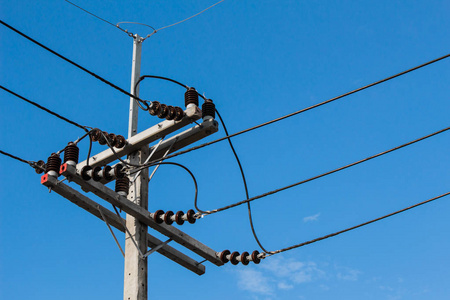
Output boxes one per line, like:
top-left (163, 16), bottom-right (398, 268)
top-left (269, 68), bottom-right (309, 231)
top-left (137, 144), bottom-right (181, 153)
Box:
top-left (0, 20), bottom-right (147, 106)
top-left (0, 149), bottom-right (44, 171)
top-left (263, 191), bottom-right (450, 257)
top-left (147, 53), bottom-right (450, 164)
top-left (0, 85), bottom-right (90, 132)
top-left (198, 126), bottom-right (450, 216)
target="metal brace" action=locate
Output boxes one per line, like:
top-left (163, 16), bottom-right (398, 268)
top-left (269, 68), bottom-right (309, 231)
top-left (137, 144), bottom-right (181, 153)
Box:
top-left (97, 205), bottom-right (125, 257)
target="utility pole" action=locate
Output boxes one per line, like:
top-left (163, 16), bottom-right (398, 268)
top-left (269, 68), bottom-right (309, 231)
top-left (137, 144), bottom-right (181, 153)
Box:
top-left (124, 34), bottom-right (148, 300)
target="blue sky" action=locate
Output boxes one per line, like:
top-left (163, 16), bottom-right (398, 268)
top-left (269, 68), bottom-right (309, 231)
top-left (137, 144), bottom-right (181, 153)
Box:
top-left (1, 1), bottom-right (449, 299)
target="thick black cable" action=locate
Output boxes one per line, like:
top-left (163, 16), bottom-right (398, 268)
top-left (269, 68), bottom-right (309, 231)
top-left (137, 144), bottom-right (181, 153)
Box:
top-left (146, 53), bottom-right (450, 165)
top-left (212, 109), bottom-right (270, 253)
top-left (0, 20), bottom-right (146, 106)
top-left (200, 126), bottom-right (450, 215)
top-left (0, 85), bottom-right (89, 132)
top-left (0, 149), bottom-right (44, 171)
top-left (264, 191), bottom-right (450, 257)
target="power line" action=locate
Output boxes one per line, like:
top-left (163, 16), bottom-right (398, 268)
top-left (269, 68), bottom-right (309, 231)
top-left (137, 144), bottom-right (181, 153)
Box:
top-left (0, 149), bottom-right (44, 171)
top-left (0, 85), bottom-right (90, 132)
top-left (263, 191), bottom-right (450, 257)
top-left (0, 20), bottom-right (147, 106)
top-left (199, 126), bottom-right (450, 216)
top-left (147, 53), bottom-right (450, 165)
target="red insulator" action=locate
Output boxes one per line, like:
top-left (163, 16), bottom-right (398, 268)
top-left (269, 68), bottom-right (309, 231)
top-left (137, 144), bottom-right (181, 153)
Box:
top-left (175, 210), bottom-right (185, 225)
top-left (185, 87), bottom-right (199, 107)
top-left (164, 211), bottom-right (174, 225)
top-left (202, 99), bottom-right (215, 119)
top-left (174, 107), bottom-right (184, 121)
top-left (90, 128), bottom-right (102, 142)
top-left (186, 209), bottom-right (196, 224)
top-left (230, 251), bottom-right (240, 265)
top-left (108, 133), bottom-right (117, 147)
top-left (81, 166), bottom-right (93, 180)
top-left (157, 104), bottom-right (169, 119)
top-left (34, 160), bottom-right (46, 174)
top-left (114, 164), bottom-right (125, 179)
top-left (46, 153), bottom-right (61, 176)
top-left (63, 142), bottom-right (79, 164)
top-left (102, 165), bottom-right (113, 181)
top-left (165, 105), bottom-right (176, 120)
top-left (115, 176), bottom-right (130, 196)
top-left (240, 252), bottom-right (250, 266)
top-left (219, 250), bottom-right (231, 263)
top-left (115, 135), bottom-right (127, 149)
top-left (149, 101), bottom-right (161, 116)
top-left (98, 131), bottom-right (109, 145)
top-left (251, 250), bottom-right (261, 264)
top-left (153, 210), bottom-right (165, 224)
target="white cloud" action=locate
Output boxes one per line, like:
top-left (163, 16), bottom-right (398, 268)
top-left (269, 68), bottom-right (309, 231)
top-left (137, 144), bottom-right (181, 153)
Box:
top-left (303, 213), bottom-right (320, 223)
top-left (236, 269), bottom-right (273, 295)
top-left (336, 267), bottom-right (361, 281)
top-left (278, 282), bottom-right (294, 290)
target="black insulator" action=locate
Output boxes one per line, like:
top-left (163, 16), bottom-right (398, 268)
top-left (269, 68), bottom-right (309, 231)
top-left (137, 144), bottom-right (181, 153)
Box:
top-left (115, 135), bottom-right (127, 149)
top-left (240, 252), bottom-right (250, 266)
top-left (185, 87), bottom-right (199, 107)
top-left (98, 131), bottom-right (109, 145)
top-left (230, 251), bottom-right (240, 265)
top-left (219, 250), bottom-right (231, 263)
top-left (186, 209), bottom-right (196, 224)
top-left (114, 164), bottom-right (125, 179)
top-left (63, 142), bottom-right (79, 164)
top-left (157, 104), bottom-right (169, 119)
top-left (115, 176), bottom-right (130, 196)
top-left (175, 210), bottom-right (185, 225)
top-left (102, 165), bottom-right (113, 181)
top-left (165, 105), bottom-right (176, 120)
top-left (108, 133), bottom-right (117, 147)
top-left (202, 99), bottom-right (215, 119)
top-left (164, 211), bottom-right (174, 225)
top-left (81, 166), bottom-right (92, 181)
top-left (91, 166), bottom-right (102, 181)
top-left (149, 101), bottom-right (161, 116)
top-left (174, 107), bottom-right (184, 121)
top-left (90, 128), bottom-right (102, 142)
top-left (153, 210), bottom-right (165, 224)
top-left (251, 250), bottom-right (261, 264)
top-left (46, 153), bottom-right (61, 175)
top-left (34, 160), bottom-right (46, 174)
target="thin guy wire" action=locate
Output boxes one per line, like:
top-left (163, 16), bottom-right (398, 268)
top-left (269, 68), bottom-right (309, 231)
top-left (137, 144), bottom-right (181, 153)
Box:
top-left (64, 0), bottom-right (133, 37)
top-left (98, 206), bottom-right (125, 257)
top-left (0, 20), bottom-right (147, 106)
top-left (142, 0), bottom-right (226, 40)
top-left (0, 85), bottom-right (89, 132)
top-left (264, 191), bottom-right (450, 257)
top-left (145, 53), bottom-right (450, 165)
top-left (199, 126), bottom-right (450, 216)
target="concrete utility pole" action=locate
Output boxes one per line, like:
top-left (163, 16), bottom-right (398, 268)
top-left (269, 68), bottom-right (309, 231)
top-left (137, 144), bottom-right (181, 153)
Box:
top-left (124, 34), bottom-right (148, 300)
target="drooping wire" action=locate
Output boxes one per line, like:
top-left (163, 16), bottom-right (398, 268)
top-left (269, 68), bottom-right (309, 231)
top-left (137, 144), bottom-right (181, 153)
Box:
top-left (0, 85), bottom-right (90, 132)
top-left (0, 149), bottom-right (45, 172)
top-left (262, 191), bottom-right (450, 258)
top-left (213, 109), bottom-right (270, 253)
top-left (0, 20), bottom-right (148, 107)
top-left (196, 126), bottom-right (450, 216)
top-left (145, 53), bottom-right (450, 165)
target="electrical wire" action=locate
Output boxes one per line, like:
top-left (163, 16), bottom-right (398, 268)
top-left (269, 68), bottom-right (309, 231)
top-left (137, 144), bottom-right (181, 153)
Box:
top-left (145, 53), bottom-right (450, 165)
top-left (0, 20), bottom-right (148, 107)
top-left (0, 149), bottom-right (45, 172)
top-left (262, 191), bottom-right (450, 257)
top-left (213, 109), bottom-right (270, 253)
top-left (197, 126), bottom-right (450, 216)
top-left (0, 85), bottom-right (90, 132)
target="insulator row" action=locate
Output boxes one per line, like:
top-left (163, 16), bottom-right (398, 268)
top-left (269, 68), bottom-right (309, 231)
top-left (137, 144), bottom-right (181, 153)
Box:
top-left (202, 99), bottom-right (215, 120)
top-left (45, 153), bottom-right (62, 177)
top-left (185, 87), bottom-right (199, 107)
top-left (80, 164), bottom-right (125, 181)
top-left (90, 129), bottom-right (127, 149)
top-left (63, 142), bottom-right (79, 166)
top-left (148, 101), bottom-right (184, 121)
top-left (34, 160), bottom-right (46, 174)
top-left (151, 209), bottom-right (196, 225)
top-left (217, 250), bottom-right (261, 265)
top-left (115, 176), bottom-right (130, 196)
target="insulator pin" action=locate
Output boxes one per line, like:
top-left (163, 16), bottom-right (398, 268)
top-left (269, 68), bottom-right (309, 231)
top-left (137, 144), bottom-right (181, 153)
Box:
top-left (202, 99), bottom-right (215, 120)
top-left (185, 87), bottom-right (199, 107)
top-left (149, 101), bottom-right (162, 116)
top-left (115, 176), bottom-right (130, 196)
top-left (153, 210), bottom-right (165, 224)
top-left (229, 251), bottom-right (240, 265)
top-left (157, 104), bottom-right (169, 119)
top-left (63, 142), bottom-right (79, 166)
top-left (46, 153), bottom-right (61, 177)
top-left (80, 165), bottom-right (101, 181)
top-left (174, 107), bottom-right (184, 121)
top-left (115, 135), bottom-right (127, 148)
top-left (149, 209), bottom-right (197, 225)
top-left (166, 105), bottom-right (176, 120)
top-left (217, 250), bottom-right (262, 265)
